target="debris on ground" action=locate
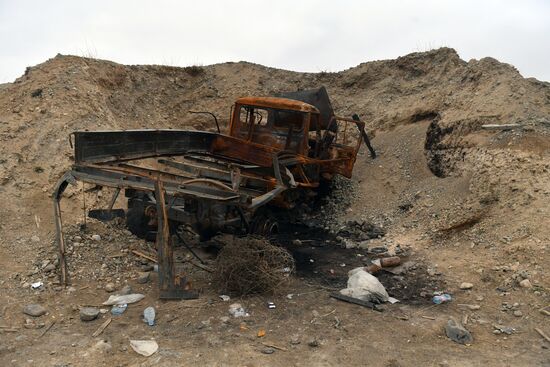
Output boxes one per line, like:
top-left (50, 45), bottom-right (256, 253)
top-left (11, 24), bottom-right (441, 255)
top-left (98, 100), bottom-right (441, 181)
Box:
top-left (214, 236), bottom-right (295, 295)
top-left (432, 294), bottom-right (452, 304)
top-left (445, 318), bottom-right (473, 345)
top-left (103, 293), bottom-right (145, 305)
top-left (143, 306), bottom-right (155, 326)
top-left (129, 340), bottom-right (159, 357)
top-left (339, 267), bottom-right (389, 303)
top-left (228, 303), bottom-right (249, 318)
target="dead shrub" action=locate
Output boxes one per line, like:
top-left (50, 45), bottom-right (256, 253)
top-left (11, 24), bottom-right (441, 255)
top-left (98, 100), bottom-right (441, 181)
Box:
top-left (214, 236), bottom-right (295, 296)
top-left (184, 65), bottom-right (205, 77)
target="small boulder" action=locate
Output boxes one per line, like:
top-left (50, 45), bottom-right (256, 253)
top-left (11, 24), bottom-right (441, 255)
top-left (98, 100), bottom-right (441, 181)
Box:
top-left (445, 318), bottom-right (473, 345)
top-left (80, 307), bottom-right (100, 321)
top-left (519, 279), bottom-right (532, 288)
top-left (23, 304), bottom-right (47, 317)
top-left (91, 234), bottom-right (101, 241)
top-left (104, 283), bottom-right (116, 293)
top-left (459, 282), bottom-right (474, 290)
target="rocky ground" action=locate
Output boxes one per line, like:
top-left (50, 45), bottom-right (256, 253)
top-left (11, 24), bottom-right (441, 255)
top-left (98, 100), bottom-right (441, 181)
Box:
top-left (0, 48), bottom-right (549, 366)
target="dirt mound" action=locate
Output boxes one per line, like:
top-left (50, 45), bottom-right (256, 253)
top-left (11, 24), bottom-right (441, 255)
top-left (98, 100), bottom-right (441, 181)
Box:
top-left (1, 48), bottom-right (549, 366)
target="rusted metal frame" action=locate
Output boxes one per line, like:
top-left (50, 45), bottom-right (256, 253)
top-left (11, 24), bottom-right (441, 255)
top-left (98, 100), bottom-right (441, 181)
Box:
top-left (158, 158), bottom-right (272, 187)
top-left (155, 180), bottom-right (198, 299)
top-left (188, 110), bottom-right (220, 133)
top-left (72, 166), bottom-right (248, 204)
top-left (86, 163), bottom-right (242, 200)
top-left (53, 172), bottom-right (77, 285)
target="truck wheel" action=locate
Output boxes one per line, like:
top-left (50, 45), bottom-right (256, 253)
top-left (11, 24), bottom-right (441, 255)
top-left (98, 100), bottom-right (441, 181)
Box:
top-left (126, 205), bottom-right (151, 239)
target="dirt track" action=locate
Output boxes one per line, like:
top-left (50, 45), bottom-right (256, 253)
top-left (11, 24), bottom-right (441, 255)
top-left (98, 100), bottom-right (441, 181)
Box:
top-left (0, 48), bottom-right (549, 366)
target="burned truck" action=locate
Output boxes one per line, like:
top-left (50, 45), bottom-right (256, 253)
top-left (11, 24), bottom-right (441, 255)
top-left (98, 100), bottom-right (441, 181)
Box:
top-left (52, 87), bottom-right (375, 298)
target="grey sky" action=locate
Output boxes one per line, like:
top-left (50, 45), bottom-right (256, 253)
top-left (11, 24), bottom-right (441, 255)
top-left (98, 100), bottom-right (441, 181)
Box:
top-left (1, 0), bottom-right (549, 83)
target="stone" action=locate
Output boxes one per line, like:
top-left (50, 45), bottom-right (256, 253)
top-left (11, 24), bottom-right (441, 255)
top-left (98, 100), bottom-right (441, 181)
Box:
top-left (219, 316), bottom-right (230, 324)
top-left (307, 338), bottom-right (320, 347)
top-left (261, 347), bottom-right (275, 354)
top-left (23, 304), bottom-right (47, 317)
top-left (43, 264), bottom-right (56, 273)
top-left (91, 234), bottom-right (101, 241)
top-left (137, 272), bottom-right (150, 284)
top-left (459, 282), bottom-right (474, 290)
top-left (30, 235), bottom-right (40, 243)
top-left (80, 307), bottom-right (100, 321)
top-left (445, 319), bottom-right (473, 345)
top-left (513, 310), bottom-right (523, 317)
top-left (104, 283), bottom-right (116, 292)
top-left (519, 279), bottom-right (532, 288)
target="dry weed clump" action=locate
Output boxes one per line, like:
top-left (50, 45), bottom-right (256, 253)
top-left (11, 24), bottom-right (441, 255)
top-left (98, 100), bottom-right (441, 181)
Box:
top-left (214, 236), bottom-right (295, 296)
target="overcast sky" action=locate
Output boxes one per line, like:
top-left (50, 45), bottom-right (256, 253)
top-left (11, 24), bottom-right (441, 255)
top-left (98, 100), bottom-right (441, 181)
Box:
top-left (1, 0), bottom-right (549, 83)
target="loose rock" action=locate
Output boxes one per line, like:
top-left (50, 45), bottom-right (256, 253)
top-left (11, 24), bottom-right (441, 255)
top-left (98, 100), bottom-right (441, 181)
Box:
top-left (459, 282), bottom-right (474, 290)
top-left (261, 347), bottom-right (275, 354)
top-left (23, 304), bottom-right (47, 317)
top-left (137, 272), bottom-right (150, 284)
top-left (80, 307), bottom-right (100, 321)
top-left (519, 279), bottom-right (532, 288)
top-left (104, 283), bottom-right (116, 292)
top-left (91, 234), bottom-right (101, 241)
top-left (445, 318), bottom-right (473, 345)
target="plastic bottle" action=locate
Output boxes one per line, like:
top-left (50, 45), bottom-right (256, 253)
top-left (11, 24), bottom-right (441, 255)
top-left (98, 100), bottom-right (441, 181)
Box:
top-left (143, 306), bottom-right (155, 326)
top-left (111, 303), bottom-right (128, 315)
top-left (432, 294), bottom-right (452, 304)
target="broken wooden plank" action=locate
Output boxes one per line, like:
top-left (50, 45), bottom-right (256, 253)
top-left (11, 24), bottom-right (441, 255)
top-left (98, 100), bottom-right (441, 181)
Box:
top-left (131, 250), bottom-right (157, 263)
top-left (261, 342), bottom-right (288, 352)
top-left (92, 318), bottom-right (112, 337)
top-left (535, 328), bottom-right (550, 343)
top-left (329, 293), bottom-right (383, 312)
top-left (38, 321), bottom-right (56, 339)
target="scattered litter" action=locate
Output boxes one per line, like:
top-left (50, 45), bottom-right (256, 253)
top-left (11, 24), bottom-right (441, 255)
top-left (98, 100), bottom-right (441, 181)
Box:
top-left (103, 293), bottom-right (145, 305)
top-left (111, 304), bottom-right (127, 315)
top-left (219, 295), bottom-right (231, 302)
top-left (387, 297), bottom-right (400, 304)
top-left (143, 307), bottom-right (155, 326)
top-left (267, 302), bottom-right (276, 309)
top-left (129, 340), bottom-right (158, 357)
top-left (286, 294), bottom-right (294, 300)
top-left (31, 282), bottom-right (43, 289)
top-left (339, 267), bottom-right (389, 303)
top-left (257, 329), bottom-right (266, 337)
top-left (432, 294), bottom-right (452, 304)
top-left (228, 303), bottom-right (249, 318)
